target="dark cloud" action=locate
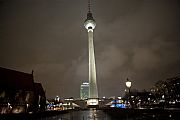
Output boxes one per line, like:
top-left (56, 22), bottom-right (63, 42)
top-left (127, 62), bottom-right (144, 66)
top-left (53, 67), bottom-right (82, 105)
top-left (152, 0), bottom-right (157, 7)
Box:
top-left (0, 0), bottom-right (180, 98)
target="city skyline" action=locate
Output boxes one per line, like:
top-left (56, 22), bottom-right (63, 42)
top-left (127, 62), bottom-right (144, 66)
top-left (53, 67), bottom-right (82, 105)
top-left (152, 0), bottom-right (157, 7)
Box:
top-left (0, 0), bottom-right (180, 98)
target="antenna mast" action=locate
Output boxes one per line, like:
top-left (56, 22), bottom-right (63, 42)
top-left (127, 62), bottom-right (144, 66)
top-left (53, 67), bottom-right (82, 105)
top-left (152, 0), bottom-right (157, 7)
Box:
top-left (88, 0), bottom-right (91, 13)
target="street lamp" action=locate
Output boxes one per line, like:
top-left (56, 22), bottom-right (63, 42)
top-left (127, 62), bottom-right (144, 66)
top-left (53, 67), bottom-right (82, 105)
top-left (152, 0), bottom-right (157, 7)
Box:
top-left (125, 78), bottom-right (132, 108)
top-left (126, 78), bottom-right (132, 90)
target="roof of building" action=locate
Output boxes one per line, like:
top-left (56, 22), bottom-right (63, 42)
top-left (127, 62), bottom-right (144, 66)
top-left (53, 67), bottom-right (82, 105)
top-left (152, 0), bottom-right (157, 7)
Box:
top-left (0, 67), bottom-right (34, 91)
top-left (34, 83), bottom-right (45, 96)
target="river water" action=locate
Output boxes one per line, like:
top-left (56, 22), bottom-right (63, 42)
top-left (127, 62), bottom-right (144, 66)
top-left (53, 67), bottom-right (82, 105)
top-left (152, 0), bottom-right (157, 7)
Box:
top-left (40, 109), bottom-right (124, 120)
top-left (36, 109), bottom-right (180, 120)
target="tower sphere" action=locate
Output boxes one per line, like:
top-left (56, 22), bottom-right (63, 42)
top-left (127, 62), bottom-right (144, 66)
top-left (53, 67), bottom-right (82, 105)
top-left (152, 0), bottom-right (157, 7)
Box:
top-left (84, 20), bottom-right (96, 30)
top-left (84, 13), bottom-right (96, 30)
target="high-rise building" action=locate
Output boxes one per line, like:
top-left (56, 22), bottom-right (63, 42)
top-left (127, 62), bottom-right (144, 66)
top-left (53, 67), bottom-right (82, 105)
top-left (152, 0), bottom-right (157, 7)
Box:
top-left (84, 0), bottom-right (98, 99)
top-left (80, 82), bottom-right (89, 99)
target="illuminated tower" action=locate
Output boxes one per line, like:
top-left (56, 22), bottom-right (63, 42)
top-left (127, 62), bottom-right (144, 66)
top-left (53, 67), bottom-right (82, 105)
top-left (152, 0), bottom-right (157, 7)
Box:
top-left (84, 0), bottom-right (98, 98)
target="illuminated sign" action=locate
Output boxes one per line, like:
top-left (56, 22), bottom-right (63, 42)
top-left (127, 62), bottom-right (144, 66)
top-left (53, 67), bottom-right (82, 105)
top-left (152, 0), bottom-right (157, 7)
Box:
top-left (87, 98), bottom-right (99, 106)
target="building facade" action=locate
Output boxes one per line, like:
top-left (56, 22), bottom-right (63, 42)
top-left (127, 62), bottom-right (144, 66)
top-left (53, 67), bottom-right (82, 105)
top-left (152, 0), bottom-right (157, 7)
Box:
top-left (0, 67), bottom-right (46, 114)
top-left (80, 82), bottom-right (89, 99)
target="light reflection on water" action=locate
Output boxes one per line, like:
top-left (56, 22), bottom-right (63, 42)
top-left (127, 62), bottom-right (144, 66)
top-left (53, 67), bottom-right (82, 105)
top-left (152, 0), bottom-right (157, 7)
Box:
top-left (39, 108), bottom-right (178, 120)
top-left (39, 109), bottom-right (121, 120)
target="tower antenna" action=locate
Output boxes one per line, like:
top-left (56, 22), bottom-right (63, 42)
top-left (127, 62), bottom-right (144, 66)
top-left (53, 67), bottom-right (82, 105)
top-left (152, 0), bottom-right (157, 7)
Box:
top-left (88, 0), bottom-right (91, 13)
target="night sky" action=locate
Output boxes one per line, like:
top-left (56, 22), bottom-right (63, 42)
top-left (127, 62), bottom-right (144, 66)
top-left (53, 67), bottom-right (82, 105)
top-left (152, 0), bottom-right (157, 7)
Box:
top-left (1, 0), bottom-right (180, 99)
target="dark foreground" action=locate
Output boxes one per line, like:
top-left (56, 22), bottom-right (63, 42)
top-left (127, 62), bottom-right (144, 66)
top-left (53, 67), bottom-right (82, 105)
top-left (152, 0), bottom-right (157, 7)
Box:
top-left (103, 108), bottom-right (180, 120)
top-left (0, 110), bottom-right (69, 120)
top-left (0, 108), bottom-right (180, 120)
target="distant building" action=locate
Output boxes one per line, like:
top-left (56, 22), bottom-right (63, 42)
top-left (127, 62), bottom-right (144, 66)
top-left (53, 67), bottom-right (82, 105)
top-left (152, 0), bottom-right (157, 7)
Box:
top-left (151, 76), bottom-right (180, 107)
top-left (0, 67), bottom-right (46, 114)
top-left (80, 82), bottom-right (89, 100)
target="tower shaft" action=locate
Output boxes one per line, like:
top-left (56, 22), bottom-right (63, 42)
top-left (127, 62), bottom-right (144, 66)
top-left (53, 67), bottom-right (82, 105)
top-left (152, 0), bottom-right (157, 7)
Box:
top-left (88, 29), bottom-right (98, 98)
top-left (84, 0), bottom-right (98, 99)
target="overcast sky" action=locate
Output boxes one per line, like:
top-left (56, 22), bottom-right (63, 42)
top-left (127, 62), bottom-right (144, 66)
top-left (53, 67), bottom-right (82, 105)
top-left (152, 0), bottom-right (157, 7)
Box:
top-left (0, 0), bottom-right (180, 98)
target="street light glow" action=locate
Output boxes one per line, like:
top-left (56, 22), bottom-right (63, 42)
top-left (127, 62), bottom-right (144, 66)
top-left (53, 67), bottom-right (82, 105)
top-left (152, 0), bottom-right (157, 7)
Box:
top-left (126, 81), bottom-right (131, 88)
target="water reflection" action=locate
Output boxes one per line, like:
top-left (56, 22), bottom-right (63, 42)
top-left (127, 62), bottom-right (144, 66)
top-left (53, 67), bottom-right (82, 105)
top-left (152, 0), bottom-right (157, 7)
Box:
top-left (84, 108), bottom-right (109, 120)
top-left (39, 109), bottom-right (177, 120)
top-left (40, 109), bottom-right (114, 120)
top-left (39, 109), bottom-right (175, 120)
top-left (87, 108), bottom-right (96, 119)
top-left (39, 114), bottom-right (62, 120)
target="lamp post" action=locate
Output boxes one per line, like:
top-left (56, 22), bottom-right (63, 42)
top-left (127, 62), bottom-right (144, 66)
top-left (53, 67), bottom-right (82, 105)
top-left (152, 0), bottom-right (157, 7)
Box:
top-left (126, 78), bottom-right (131, 92)
top-left (126, 78), bottom-right (132, 108)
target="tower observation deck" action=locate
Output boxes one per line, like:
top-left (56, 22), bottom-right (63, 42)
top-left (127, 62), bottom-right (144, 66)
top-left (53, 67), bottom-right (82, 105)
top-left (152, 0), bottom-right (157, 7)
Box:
top-left (84, 0), bottom-right (98, 100)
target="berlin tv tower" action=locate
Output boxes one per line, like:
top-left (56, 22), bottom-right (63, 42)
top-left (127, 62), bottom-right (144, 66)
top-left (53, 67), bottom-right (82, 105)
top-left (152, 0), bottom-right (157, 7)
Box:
top-left (84, 0), bottom-right (98, 98)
